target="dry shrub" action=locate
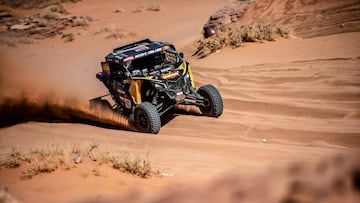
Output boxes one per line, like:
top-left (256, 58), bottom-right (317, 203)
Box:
top-left (41, 4), bottom-right (68, 19)
top-left (21, 143), bottom-right (73, 179)
top-left (70, 16), bottom-right (88, 27)
top-left (195, 23), bottom-right (292, 58)
top-left (0, 144), bottom-right (154, 179)
top-left (133, 4), bottom-right (161, 12)
top-left (61, 33), bottom-right (75, 42)
top-left (93, 25), bottom-right (115, 35)
top-left (94, 25), bottom-right (136, 40)
top-left (105, 30), bottom-right (136, 40)
top-left (41, 11), bottom-right (59, 19)
top-left (22, 159), bottom-right (58, 179)
top-left (45, 4), bottom-right (68, 14)
top-left (0, 147), bottom-right (31, 169)
top-left (114, 7), bottom-right (126, 13)
top-left (133, 4), bottom-right (145, 13)
top-left (147, 4), bottom-right (160, 11)
top-left (30, 143), bottom-right (65, 156)
top-left (112, 155), bottom-right (152, 178)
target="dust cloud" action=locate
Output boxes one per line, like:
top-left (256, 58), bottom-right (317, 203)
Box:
top-left (0, 58), bottom-right (134, 130)
top-left (0, 92), bottom-right (136, 131)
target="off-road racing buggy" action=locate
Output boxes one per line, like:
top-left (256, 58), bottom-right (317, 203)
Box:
top-left (90, 39), bottom-right (223, 134)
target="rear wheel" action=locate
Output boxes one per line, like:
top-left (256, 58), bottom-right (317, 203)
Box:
top-left (134, 102), bottom-right (161, 134)
top-left (197, 84), bottom-right (223, 117)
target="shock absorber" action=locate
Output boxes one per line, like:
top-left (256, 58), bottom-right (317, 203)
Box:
top-left (152, 91), bottom-right (159, 105)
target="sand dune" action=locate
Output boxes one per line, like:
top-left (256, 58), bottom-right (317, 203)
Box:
top-left (238, 0), bottom-right (360, 38)
top-left (0, 0), bottom-right (360, 202)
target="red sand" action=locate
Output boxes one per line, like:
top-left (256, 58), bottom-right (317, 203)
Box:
top-left (0, 0), bottom-right (359, 202)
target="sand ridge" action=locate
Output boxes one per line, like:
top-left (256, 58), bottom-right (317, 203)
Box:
top-left (0, 0), bottom-right (359, 202)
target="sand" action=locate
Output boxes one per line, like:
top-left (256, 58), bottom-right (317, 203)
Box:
top-left (0, 0), bottom-right (359, 202)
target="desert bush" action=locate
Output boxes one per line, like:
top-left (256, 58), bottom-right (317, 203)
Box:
top-left (61, 33), bottom-right (75, 42)
top-left (147, 4), bottom-right (160, 11)
top-left (0, 147), bottom-right (31, 169)
top-left (195, 23), bottom-right (292, 58)
top-left (71, 16), bottom-right (88, 27)
top-left (133, 4), bottom-right (145, 13)
top-left (0, 158), bottom-right (20, 169)
top-left (41, 4), bottom-right (68, 19)
top-left (22, 159), bottom-right (58, 179)
top-left (93, 25), bottom-right (135, 39)
top-left (45, 4), bottom-right (68, 14)
top-left (20, 144), bottom-right (72, 179)
top-left (0, 144), bottom-right (155, 179)
top-left (41, 10), bottom-right (59, 19)
top-left (93, 25), bottom-right (115, 35)
top-left (30, 143), bottom-right (64, 156)
top-left (114, 7), bottom-right (126, 13)
top-left (105, 30), bottom-right (136, 40)
top-left (112, 155), bottom-right (152, 178)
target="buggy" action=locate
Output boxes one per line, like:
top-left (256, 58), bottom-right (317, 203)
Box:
top-left (90, 39), bottom-right (223, 134)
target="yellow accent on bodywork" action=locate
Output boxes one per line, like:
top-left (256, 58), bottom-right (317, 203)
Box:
top-left (132, 76), bottom-right (153, 80)
top-left (101, 62), bottom-right (110, 74)
top-left (127, 80), bottom-right (143, 104)
top-left (125, 77), bottom-right (162, 104)
top-left (179, 61), bottom-right (195, 88)
top-left (187, 64), bottom-right (195, 88)
top-left (132, 76), bottom-right (162, 83)
top-left (178, 62), bottom-right (186, 75)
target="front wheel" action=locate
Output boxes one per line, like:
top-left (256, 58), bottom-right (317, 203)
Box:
top-left (197, 84), bottom-right (223, 117)
top-left (134, 102), bottom-right (161, 134)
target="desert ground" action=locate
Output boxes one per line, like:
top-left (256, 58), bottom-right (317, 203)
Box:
top-left (0, 0), bottom-right (360, 202)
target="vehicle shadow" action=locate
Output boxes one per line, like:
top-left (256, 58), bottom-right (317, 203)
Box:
top-left (160, 105), bottom-right (202, 127)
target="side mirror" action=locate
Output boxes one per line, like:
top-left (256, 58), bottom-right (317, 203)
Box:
top-left (179, 52), bottom-right (184, 58)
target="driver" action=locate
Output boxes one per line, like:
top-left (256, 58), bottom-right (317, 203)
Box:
top-left (152, 52), bottom-right (165, 70)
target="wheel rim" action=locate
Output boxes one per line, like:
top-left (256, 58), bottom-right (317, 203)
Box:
top-left (137, 112), bottom-right (149, 130)
top-left (200, 96), bottom-right (212, 114)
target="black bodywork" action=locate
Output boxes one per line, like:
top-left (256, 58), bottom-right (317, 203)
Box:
top-left (91, 39), bottom-right (223, 133)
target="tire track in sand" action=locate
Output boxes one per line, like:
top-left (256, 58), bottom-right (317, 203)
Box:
top-left (169, 58), bottom-right (360, 147)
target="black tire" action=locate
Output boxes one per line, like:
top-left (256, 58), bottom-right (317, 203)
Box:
top-left (197, 84), bottom-right (223, 117)
top-left (134, 102), bottom-right (161, 134)
top-left (90, 99), bottom-right (112, 111)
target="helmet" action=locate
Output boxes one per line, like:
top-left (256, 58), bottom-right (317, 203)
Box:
top-left (153, 53), bottom-right (164, 65)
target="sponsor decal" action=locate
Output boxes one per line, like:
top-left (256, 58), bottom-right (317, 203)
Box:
top-left (123, 47), bottom-right (163, 61)
top-left (135, 45), bottom-right (149, 52)
top-left (135, 52), bottom-right (147, 58)
top-left (123, 56), bottom-right (134, 62)
top-left (134, 48), bottom-right (162, 59)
